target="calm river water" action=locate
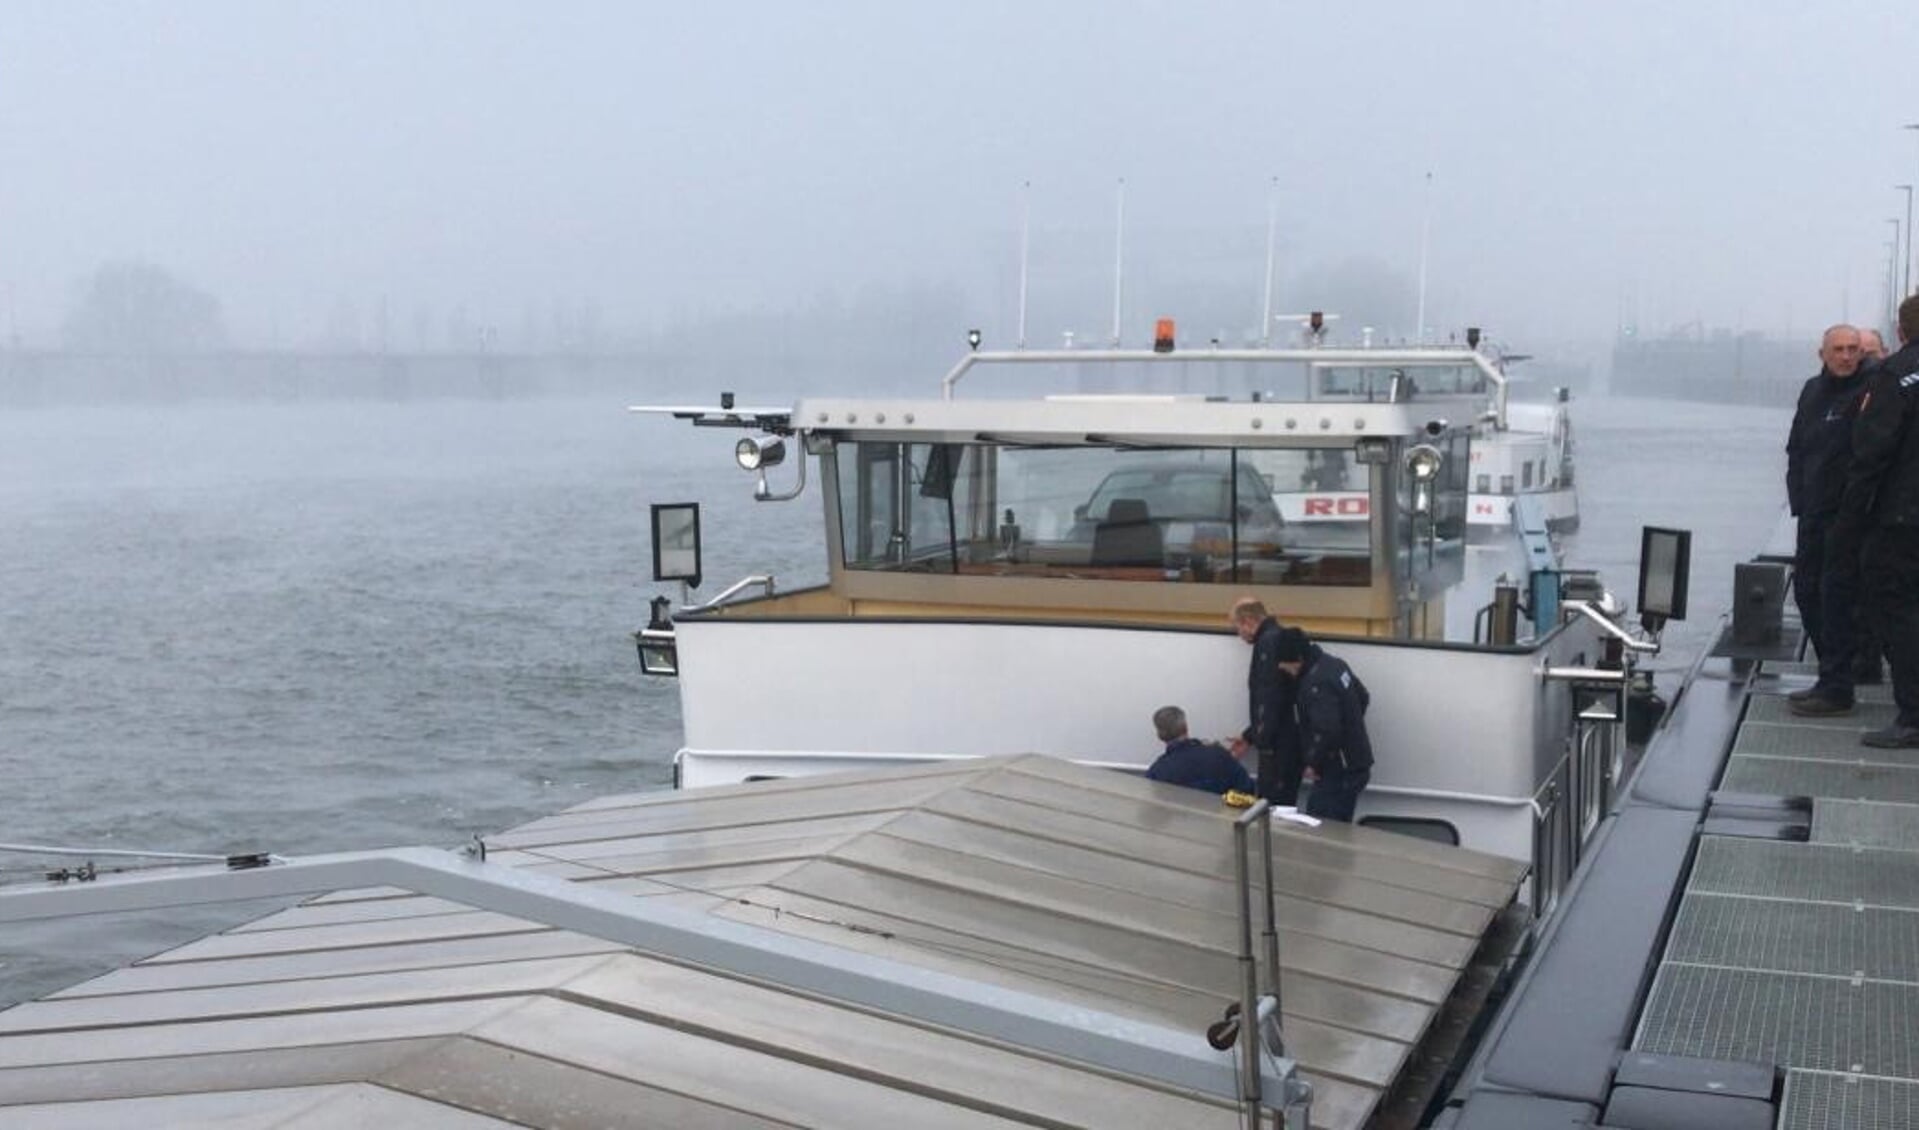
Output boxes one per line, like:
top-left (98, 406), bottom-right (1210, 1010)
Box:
top-left (0, 388), bottom-right (1788, 1005)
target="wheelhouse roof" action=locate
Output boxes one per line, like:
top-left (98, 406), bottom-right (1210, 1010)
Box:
top-left (631, 344), bottom-right (1512, 441)
top-left (792, 394), bottom-right (1481, 446)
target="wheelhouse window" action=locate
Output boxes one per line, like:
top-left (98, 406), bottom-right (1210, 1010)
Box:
top-left (832, 441), bottom-right (1373, 587)
top-left (1312, 363), bottom-right (1488, 400)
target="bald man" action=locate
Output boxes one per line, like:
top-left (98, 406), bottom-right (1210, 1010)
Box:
top-left (1861, 328), bottom-right (1888, 363)
top-left (1785, 324), bottom-right (1866, 715)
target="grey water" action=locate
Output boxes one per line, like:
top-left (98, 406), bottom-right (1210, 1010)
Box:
top-left (0, 389), bottom-right (1786, 1008)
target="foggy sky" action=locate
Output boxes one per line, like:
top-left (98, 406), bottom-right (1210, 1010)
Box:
top-left (3, 1), bottom-right (1917, 353)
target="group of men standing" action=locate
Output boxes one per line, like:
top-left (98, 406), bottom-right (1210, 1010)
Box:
top-left (1144, 596), bottom-right (1374, 822)
top-left (1785, 295), bottom-right (1919, 748)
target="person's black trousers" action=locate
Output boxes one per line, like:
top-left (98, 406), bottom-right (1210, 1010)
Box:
top-left (1304, 768), bottom-right (1370, 823)
top-left (1794, 514), bottom-right (1830, 665)
top-left (1815, 515), bottom-right (1861, 699)
top-left (1258, 746), bottom-right (1303, 807)
top-left (1863, 526), bottom-right (1919, 727)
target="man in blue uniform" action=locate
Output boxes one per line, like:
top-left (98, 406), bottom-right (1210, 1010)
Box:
top-left (1835, 296), bottom-right (1919, 748)
top-left (1274, 628), bottom-right (1373, 822)
top-left (1146, 706), bottom-right (1254, 795)
top-left (1784, 324), bottom-right (1866, 715)
top-left (1228, 597), bottom-right (1302, 804)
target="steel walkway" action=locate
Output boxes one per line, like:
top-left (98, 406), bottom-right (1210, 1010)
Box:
top-left (1635, 662), bottom-right (1919, 1130)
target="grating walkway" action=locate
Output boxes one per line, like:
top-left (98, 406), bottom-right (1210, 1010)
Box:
top-left (1634, 659), bottom-right (1919, 1130)
top-left (1780, 1069), bottom-right (1919, 1130)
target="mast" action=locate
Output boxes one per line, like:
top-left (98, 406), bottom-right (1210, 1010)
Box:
top-left (1016, 181), bottom-right (1032, 350)
top-left (1416, 171), bottom-right (1433, 344)
top-left (1260, 177), bottom-right (1278, 347)
top-left (1111, 178), bottom-right (1126, 348)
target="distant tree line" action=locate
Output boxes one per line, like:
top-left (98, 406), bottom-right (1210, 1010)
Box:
top-left (61, 261), bottom-right (226, 354)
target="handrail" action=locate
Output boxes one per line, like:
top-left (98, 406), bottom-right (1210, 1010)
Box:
top-left (940, 347), bottom-right (1508, 423)
top-left (1544, 666), bottom-right (1632, 684)
top-left (684, 574), bottom-right (777, 612)
top-left (1231, 801), bottom-right (1266, 1127)
top-left (1226, 799), bottom-right (1311, 1129)
top-left (1561, 599), bottom-right (1660, 654)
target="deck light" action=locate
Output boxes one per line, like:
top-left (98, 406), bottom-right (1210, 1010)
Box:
top-left (967, 328), bottom-right (982, 351)
top-left (1406, 443), bottom-right (1443, 481)
top-left (735, 436), bottom-right (786, 472)
top-left (634, 595), bottom-right (679, 677)
top-left (1407, 443), bottom-right (1444, 518)
top-left (1465, 327), bottom-right (1482, 349)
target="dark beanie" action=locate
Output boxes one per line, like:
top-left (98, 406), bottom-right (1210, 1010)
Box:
top-left (1273, 627), bottom-right (1311, 663)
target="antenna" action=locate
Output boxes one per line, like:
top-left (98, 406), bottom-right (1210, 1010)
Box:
top-left (1416, 172), bottom-right (1433, 344)
top-left (1111, 178), bottom-right (1126, 348)
top-left (1260, 177), bottom-right (1278, 347)
top-left (1016, 181), bottom-right (1032, 350)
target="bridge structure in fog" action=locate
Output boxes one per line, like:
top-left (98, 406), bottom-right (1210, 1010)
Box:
top-left (0, 346), bottom-right (775, 404)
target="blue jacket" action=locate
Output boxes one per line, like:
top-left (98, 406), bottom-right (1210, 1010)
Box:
top-left (1147, 737), bottom-right (1255, 795)
top-left (1295, 646), bottom-right (1374, 774)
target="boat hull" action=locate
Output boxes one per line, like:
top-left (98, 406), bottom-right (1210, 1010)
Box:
top-left (673, 608), bottom-right (1609, 863)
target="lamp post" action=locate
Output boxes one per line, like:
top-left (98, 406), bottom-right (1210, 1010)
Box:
top-left (1889, 240), bottom-right (1901, 333)
top-left (1904, 124), bottom-right (1919, 296)
top-left (1888, 217), bottom-right (1903, 326)
top-left (1900, 182), bottom-right (1916, 300)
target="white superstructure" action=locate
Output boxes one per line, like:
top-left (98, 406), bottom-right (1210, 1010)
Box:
top-left (635, 341), bottom-right (1662, 918)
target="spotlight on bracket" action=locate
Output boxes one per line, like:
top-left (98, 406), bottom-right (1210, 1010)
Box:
top-left (1406, 443), bottom-right (1444, 481)
top-left (735, 436), bottom-right (786, 472)
top-left (1406, 442), bottom-right (1444, 517)
top-left (634, 595), bottom-right (678, 677)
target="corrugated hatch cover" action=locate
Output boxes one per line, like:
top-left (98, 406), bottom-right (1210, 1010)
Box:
top-left (0, 754), bottom-right (1524, 1129)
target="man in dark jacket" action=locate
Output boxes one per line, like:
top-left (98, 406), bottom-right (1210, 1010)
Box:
top-left (1228, 597), bottom-right (1302, 804)
top-left (1145, 706), bottom-right (1254, 796)
top-left (1835, 296), bottom-right (1919, 748)
top-left (1854, 326), bottom-right (1892, 686)
top-left (1784, 324), bottom-right (1866, 715)
top-left (1274, 628), bottom-right (1373, 823)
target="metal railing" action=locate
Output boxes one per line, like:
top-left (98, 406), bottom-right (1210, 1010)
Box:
top-left (1218, 800), bottom-right (1314, 1128)
top-left (937, 345), bottom-right (1511, 426)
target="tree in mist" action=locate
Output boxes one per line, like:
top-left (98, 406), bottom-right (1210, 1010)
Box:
top-left (61, 261), bottom-right (226, 354)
